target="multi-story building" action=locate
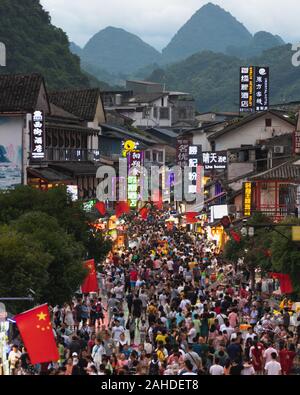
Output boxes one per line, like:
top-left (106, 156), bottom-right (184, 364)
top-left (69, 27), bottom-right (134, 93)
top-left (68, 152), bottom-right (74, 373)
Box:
top-left (0, 73), bottom-right (112, 200)
top-left (102, 80), bottom-right (196, 130)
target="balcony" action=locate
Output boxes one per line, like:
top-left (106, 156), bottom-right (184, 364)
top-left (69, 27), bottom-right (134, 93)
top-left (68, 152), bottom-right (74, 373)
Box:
top-left (45, 148), bottom-right (101, 162)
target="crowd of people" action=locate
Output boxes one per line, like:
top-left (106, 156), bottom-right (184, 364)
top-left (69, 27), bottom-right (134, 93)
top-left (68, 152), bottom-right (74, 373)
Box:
top-left (6, 213), bottom-right (300, 376)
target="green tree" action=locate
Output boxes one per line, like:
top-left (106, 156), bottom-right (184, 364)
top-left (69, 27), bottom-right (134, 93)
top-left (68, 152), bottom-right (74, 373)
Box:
top-left (271, 218), bottom-right (300, 296)
top-left (0, 225), bottom-right (52, 313)
top-left (11, 212), bottom-right (87, 306)
top-left (224, 213), bottom-right (273, 286)
top-left (0, 186), bottom-right (110, 262)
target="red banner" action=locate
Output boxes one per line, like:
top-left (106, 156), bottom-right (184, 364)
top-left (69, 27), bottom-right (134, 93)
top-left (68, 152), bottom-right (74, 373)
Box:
top-left (230, 230), bottom-right (241, 243)
top-left (269, 273), bottom-right (294, 294)
top-left (115, 201), bottom-right (130, 218)
top-left (185, 212), bottom-right (198, 224)
top-left (82, 259), bottom-right (99, 294)
top-left (139, 207), bottom-right (149, 220)
top-left (15, 304), bottom-right (59, 365)
top-left (95, 202), bottom-right (106, 216)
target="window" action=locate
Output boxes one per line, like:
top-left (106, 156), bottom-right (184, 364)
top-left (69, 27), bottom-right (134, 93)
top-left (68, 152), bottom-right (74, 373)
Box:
top-left (142, 107), bottom-right (150, 119)
top-left (160, 107), bottom-right (170, 120)
top-left (265, 118), bottom-right (272, 127)
top-left (178, 108), bottom-right (187, 120)
top-left (153, 107), bottom-right (158, 119)
top-left (211, 141), bottom-right (216, 151)
top-left (158, 151), bottom-right (164, 163)
top-left (145, 151), bottom-right (151, 161)
top-left (153, 152), bottom-right (157, 162)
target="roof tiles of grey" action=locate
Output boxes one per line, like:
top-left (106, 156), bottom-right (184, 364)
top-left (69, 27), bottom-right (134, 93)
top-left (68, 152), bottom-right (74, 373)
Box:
top-left (100, 123), bottom-right (158, 145)
top-left (251, 159), bottom-right (300, 181)
top-left (49, 103), bottom-right (79, 121)
top-left (0, 73), bottom-right (44, 112)
top-left (148, 128), bottom-right (179, 138)
top-left (208, 110), bottom-right (296, 141)
top-left (49, 89), bottom-right (100, 121)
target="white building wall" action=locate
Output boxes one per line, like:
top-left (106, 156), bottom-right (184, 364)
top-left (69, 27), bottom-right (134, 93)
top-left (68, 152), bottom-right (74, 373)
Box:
top-left (214, 115), bottom-right (295, 151)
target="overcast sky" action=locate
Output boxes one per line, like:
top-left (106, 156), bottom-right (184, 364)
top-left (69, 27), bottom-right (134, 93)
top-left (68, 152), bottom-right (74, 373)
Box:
top-left (41, 0), bottom-right (300, 50)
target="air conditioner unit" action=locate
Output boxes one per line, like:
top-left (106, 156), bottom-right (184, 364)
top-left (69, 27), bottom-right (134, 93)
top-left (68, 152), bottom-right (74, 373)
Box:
top-left (229, 153), bottom-right (238, 163)
top-left (274, 146), bottom-right (284, 154)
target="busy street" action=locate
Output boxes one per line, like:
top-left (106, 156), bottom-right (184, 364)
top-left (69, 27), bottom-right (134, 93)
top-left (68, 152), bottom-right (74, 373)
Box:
top-left (2, 205), bottom-right (300, 376)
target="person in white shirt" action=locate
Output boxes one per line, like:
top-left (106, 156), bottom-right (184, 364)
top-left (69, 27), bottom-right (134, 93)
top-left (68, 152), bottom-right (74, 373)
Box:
top-left (187, 324), bottom-right (197, 344)
top-left (241, 361), bottom-right (256, 375)
top-left (263, 344), bottom-right (278, 363)
top-left (265, 353), bottom-right (282, 375)
top-left (209, 358), bottom-right (224, 375)
top-left (112, 321), bottom-right (125, 342)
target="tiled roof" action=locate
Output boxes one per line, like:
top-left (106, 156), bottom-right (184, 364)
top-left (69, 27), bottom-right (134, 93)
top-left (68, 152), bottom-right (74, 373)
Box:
top-left (28, 167), bottom-right (73, 182)
top-left (49, 89), bottom-right (100, 121)
top-left (251, 159), bottom-right (300, 181)
top-left (0, 73), bottom-right (44, 112)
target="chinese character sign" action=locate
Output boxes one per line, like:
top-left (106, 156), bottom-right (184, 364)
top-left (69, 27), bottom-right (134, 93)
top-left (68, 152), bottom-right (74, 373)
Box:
top-left (187, 145), bottom-right (202, 195)
top-left (294, 131), bottom-right (300, 154)
top-left (31, 110), bottom-right (45, 160)
top-left (239, 66), bottom-right (269, 113)
top-left (177, 138), bottom-right (190, 168)
top-left (254, 67), bottom-right (269, 112)
top-left (243, 182), bottom-right (253, 217)
top-left (240, 66), bottom-right (254, 113)
top-left (201, 152), bottom-right (227, 171)
top-left (127, 150), bottom-right (144, 208)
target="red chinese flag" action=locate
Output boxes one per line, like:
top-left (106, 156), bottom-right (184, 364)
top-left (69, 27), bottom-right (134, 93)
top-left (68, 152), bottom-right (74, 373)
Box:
top-left (139, 207), bottom-right (149, 220)
top-left (115, 201), bottom-right (130, 218)
top-left (185, 212), bottom-right (198, 224)
top-left (95, 202), bottom-right (106, 216)
top-left (82, 259), bottom-right (99, 294)
top-left (230, 230), bottom-right (241, 243)
top-left (14, 304), bottom-right (59, 365)
top-left (269, 273), bottom-right (294, 294)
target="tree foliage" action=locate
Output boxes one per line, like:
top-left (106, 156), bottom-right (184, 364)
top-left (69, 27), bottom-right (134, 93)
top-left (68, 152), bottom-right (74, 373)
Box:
top-left (0, 0), bottom-right (90, 90)
top-left (271, 218), bottom-right (300, 295)
top-left (0, 186), bottom-right (112, 312)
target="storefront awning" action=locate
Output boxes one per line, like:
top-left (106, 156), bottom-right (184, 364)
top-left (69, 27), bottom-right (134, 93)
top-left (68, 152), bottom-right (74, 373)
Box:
top-left (27, 167), bottom-right (74, 183)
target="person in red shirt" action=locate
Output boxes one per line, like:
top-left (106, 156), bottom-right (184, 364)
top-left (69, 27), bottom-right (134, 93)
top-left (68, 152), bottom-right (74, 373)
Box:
top-left (279, 343), bottom-right (296, 375)
top-left (250, 339), bottom-right (264, 374)
top-left (239, 285), bottom-right (248, 299)
top-left (130, 268), bottom-right (138, 289)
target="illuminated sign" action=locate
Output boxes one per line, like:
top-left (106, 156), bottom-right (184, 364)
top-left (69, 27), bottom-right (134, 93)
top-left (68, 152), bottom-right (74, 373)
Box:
top-left (83, 200), bottom-right (97, 212)
top-left (243, 182), bottom-right (252, 217)
top-left (127, 150), bottom-right (144, 208)
top-left (67, 185), bottom-right (78, 201)
top-left (187, 145), bottom-right (202, 194)
top-left (31, 110), bottom-right (45, 160)
top-left (254, 67), bottom-right (269, 112)
top-left (122, 140), bottom-right (139, 157)
top-left (240, 66), bottom-right (269, 113)
top-left (202, 152), bottom-right (227, 171)
top-left (240, 66), bottom-right (254, 113)
top-left (177, 138), bottom-right (190, 168)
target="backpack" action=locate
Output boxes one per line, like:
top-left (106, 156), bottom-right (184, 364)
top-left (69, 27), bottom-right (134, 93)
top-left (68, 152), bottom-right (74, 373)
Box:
top-left (149, 360), bottom-right (160, 375)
